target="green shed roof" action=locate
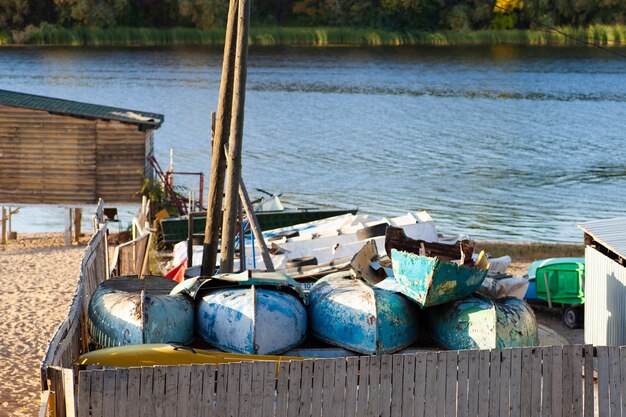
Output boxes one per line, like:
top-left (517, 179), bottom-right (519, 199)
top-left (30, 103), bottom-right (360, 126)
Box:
top-left (0, 89), bottom-right (163, 129)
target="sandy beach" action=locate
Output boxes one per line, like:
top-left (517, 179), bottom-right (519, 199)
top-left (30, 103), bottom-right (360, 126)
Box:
top-left (0, 234), bottom-right (584, 416)
top-left (0, 233), bottom-right (85, 417)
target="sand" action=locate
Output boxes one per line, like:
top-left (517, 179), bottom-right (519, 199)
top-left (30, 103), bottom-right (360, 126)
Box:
top-left (0, 233), bottom-right (584, 416)
top-left (0, 233), bottom-right (85, 417)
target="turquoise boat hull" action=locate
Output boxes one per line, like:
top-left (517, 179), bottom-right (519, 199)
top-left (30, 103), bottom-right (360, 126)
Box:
top-left (88, 276), bottom-right (194, 348)
top-left (308, 272), bottom-right (420, 355)
top-left (425, 296), bottom-right (539, 350)
top-left (391, 249), bottom-right (489, 308)
top-left (196, 286), bottom-right (307, 355)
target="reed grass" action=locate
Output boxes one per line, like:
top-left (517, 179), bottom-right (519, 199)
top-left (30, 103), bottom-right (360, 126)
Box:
top-left (7, 24), bottom-right (626, 46)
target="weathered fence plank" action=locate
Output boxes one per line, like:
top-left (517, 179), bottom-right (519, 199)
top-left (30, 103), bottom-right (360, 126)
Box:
top-left (77, 371), bottom-right (91, 417)
top-left (113, 368), bottom-right (128, 417)
top-left (102, 369), bottom-right (116, 417)
top-left (226, 363), bottom-right (240, 417)
top-left (126, 368), bottom-right (141, 417)
top-left (499, 348), bottom-right (512, 417)
top-left (357, 357), bottom-right (370, 417)
top-left (165, 366), bottom-right (180, 417)
top-left (251, 362), bottom-right (266, 417)
top-left (510, 348), bottom-right (522, 417)
top-left (583, 346), bottom-right (594, 417)
top-left (478, 349), bottom-right (490, 417)
top-left (299, 360), bottom-right (314, 417)
top-left (489, 349), bottom-right (501, 417)
top-left (436, 352), bottom-right (447, 417)
top-left (530, 347), bottom-right (543, 417)
top-left (310, 360), bottom-right (324, 417)
top-left (215, 362), bottom-right (229, 416)
top-left (598, 347), bottom-right (610, 417)
top-left (321, 359), bottom-right (335, 417)
top-left (467, 350), bottom-right (480, 417)
top-left (608, 346), bottom-right (622, 417)
top-left (563, 345), bottom-right (574, 417)
top-left (391, 355), bottom-right (404, 417)
top-left (344, 357), bottom-right (359, 417)
top-left (457, 350), bottom-right (469, 417)
top-left (262, 362), bottom-right (277, 417)
top-left (572, 346), bottom-right (584, 417)
top-left (445, 351), bottom-right (458, 417)
top-left (334, 358), bottom-right (347, 417)
top-left (239, 362), bottom-right (253, 417)
top-left (380, 355), bottom-right (393, 417)
top-left (202, 365), bottom-right (218, 417)
top-left (287, 361), bottom-right (302, 417)
top-left (90, 370), bottom-right (104, 417)
top-left (414, 353), bottom-right (427, 417)
top-left (543, 347), bottom-right (554, 417)
top-left (187, 365), bottom-right (202, 417)
top-left (621, 347), bottom-right (626, 417)
top-left (402, 354), bottom-right (416, 417)
top-left (552, 345), bottom-right (564, 417)
top-left (368, 356), bottom-right (382, 417)
top-left (177, 365), bottom-right (192, 417)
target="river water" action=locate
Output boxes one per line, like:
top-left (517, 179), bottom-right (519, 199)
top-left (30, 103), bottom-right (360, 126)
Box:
top-left (1, 45), bottom-right (625, 242)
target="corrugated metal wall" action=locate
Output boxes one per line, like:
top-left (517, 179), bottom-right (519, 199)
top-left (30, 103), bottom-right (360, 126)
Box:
top-left (585, 246), bottom-right (626, 346)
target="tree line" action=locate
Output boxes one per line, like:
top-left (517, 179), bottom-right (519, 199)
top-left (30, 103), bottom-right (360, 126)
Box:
top-left (1, 0), bottom-right (624, 33)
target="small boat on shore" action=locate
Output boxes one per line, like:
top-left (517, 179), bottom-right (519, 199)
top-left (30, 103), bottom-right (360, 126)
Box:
top-left (391, 248), bottom-right (490, 308)
top-left (194, 271), bottom-right (308, 355)
top-left (424, 296), bottom-right (539, 350)
top-left (308, 271), bottom-right (420, 355)
top-left (87, 275), bottom-right (194, 348)
top-left (76, 343), bottom-right (305, 367)
top-left (160, 193), bottom-right (358, 244)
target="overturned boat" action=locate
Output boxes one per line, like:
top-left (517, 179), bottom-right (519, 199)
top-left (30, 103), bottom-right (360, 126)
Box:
top-left (391, 248), bottom-right (489, 308)
top-left (87, 275), bottom-right (194, 348)
top-left (193, 271), bottom-right (308, 355)
top-left (424, 295), bottom-right (539, 350)
top-left (308, 271), bottom-right (420, 355)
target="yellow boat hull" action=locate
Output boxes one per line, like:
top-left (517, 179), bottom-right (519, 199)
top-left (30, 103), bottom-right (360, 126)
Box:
top-left (76, 344), bottom-right (305, 367)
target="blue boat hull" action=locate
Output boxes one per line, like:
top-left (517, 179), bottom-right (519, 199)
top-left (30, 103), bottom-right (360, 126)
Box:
top-left (308, 272), bottom-right (420, 355)
top-left (88, 275), bottom-right (195, 348)
top-left (425, 296), bottom-right (539, 350)
top-left (196, 286), bottom-right (307, 355)
top-left (391, 249), bottom-right (489, 308)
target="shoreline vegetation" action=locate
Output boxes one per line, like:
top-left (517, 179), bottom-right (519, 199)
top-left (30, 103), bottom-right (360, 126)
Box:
top-left (1, 24), bottom-right (626, 47)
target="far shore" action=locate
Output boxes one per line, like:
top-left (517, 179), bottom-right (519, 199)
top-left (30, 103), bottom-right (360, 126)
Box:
top-left (1, 25), bottom-right (624, 47)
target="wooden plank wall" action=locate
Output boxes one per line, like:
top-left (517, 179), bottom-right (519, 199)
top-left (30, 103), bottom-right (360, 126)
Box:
top-left (74, 345), bottom-right (626, 417)
top-left (42, 219), bottom-right (109, 417)
top-left (95, 120), bottom-right (146, 203)
top-left (0, 105), bottom-right (97, 204)
top-left (0, 105), bottom-right (148, 204)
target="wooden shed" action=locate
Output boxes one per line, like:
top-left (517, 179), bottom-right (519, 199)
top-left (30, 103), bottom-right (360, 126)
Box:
top-left (0, 89), bottom-right (163, 205)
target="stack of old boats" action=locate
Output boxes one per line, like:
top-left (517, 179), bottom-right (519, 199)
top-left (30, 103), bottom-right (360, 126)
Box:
top-left (85, 217), bottom-right (539, 364)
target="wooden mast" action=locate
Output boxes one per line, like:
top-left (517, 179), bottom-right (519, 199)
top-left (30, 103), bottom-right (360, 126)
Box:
top-left (220, 0), bottom-right (251, 272)
top-left (201, 0), bottom-right (239, 277)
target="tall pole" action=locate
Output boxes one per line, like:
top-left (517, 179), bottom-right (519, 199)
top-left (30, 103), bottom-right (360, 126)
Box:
top-left (220, 0), bottom-right (251, 272)
top-left (201, 0), bottom-right (239, 277)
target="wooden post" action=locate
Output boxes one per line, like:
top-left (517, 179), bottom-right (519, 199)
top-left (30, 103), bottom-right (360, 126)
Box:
top-left (201, 0), bottom-right (239, 277)
top-left (238, 180), bottom-right (275, 272)
top-left (74, 208), bottom-right (82, 243)
top-left (220, 0), bottom-right (251, 273)
top-left (64, 208), bottom-right (72, 246)
top-left (1, 207), bottom-right (6, 245)
top-left (238, 201), bottom-right (245, 271)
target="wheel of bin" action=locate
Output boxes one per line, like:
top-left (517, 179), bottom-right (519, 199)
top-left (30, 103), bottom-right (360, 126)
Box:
top-left (562, 306), bottom-right (583, 329)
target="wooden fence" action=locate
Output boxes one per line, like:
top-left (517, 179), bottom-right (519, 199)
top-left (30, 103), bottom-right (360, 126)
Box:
top-left (69, 345), bottom-right (626, 417)
top-left (41, 208), bottom-right (626, 417)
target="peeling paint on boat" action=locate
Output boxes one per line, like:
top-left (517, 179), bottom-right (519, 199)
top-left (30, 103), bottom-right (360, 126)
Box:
top-left (425, 295), bottom-right (538, 350)
top-left (308, 272), bottom-right (420, 355)
top-left (196, 286), bottom-right (307, 355)
top-left (88, 276), bottom-right (195, 348)
top-left (391, 249), bottom-right (489, 308)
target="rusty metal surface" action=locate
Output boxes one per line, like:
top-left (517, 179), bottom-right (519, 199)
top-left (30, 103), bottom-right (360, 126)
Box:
top-left (308, 272), bottom-right (420, 355)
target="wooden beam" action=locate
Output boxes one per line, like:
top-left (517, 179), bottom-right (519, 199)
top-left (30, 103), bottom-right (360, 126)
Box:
top-left (74, 208), bottom-right (82, 243)
top-left (238, 180), bottom-right (275, 272)
top-left (201, 0), bottom-right (239, 277)
top-left (1, 207), bottom-right (6, 245)
top-left (220, 0), bottom-right (251, 273)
